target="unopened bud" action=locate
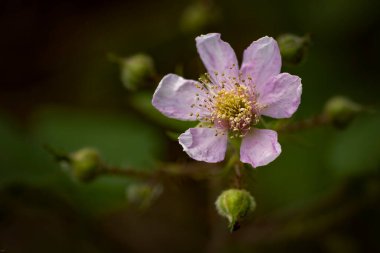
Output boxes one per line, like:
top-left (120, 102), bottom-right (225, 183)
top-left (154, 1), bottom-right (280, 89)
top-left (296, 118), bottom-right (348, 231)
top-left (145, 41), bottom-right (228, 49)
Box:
top-left (126, 183), bottom-right (163, 210)
top-left (324, 96), bottom-right (362, 129)
top-left (277, 34), bottom-right (310, 65)
top-left (180, 3), bottom-right (220, 34)
top-left (68, 148), bottom-right (101, 182)
top-left (215, 189), bottom-right (256, 232)
top-left (119, 53), bottom-right (155, 91)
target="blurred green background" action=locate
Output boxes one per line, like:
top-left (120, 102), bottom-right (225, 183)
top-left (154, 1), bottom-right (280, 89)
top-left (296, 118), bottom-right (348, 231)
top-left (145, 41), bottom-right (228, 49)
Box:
top-left (0, 0), bottom-right (380, 252)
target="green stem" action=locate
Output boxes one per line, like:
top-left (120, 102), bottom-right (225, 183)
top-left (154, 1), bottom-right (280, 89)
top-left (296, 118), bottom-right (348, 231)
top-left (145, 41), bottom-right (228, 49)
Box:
top-left (99, 165), bottom-right (154, 179)
top-left (234, 163), bottom-right (242, 189)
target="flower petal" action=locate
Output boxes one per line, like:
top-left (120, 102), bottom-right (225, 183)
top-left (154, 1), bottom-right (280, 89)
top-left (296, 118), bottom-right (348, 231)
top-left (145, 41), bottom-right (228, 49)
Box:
top-left (240, 128), bottom-right (281, 168)
top-left (179, 128), bottom-right (228, 163)
top-left (152, 74), bottom-right (206, 120)
top-left (258, 73), bottom-right (302, 118)
top-left (196, 33), bottom-right (239, 82)
top-left (241, 36), bottom-right (281, 92)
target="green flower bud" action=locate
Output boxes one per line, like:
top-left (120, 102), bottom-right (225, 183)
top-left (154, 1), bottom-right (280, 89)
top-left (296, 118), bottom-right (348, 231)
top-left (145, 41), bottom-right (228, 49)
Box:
top-left (69, 148), bottom-right (101, 182)
top-left (119, 53), bottom-right (155, 91)
top-left (277, 34), bottom-right (310, 66)
top-left (324, 96), bottom-right (362, 129)
top-left (126, 183), bottom-right (163, 210)
top-left (179, 3), bottom-right (220, 34)
top-left (215, 189), bottom-right (256, 232)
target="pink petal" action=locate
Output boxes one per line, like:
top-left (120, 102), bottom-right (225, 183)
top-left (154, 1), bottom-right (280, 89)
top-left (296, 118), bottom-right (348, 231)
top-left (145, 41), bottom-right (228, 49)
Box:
top-left (196, 33), bottom-right (239, 83)
top-left (240, 36), bottom-right (281, 93)
top-left (178, 127), bottom-right (228, 163)
top-left (240, 128), bottom-right (281, 168)
top-left (152, 74), bottom-right (206, 120)
top-left (258, 73), bottom-right (302, 118)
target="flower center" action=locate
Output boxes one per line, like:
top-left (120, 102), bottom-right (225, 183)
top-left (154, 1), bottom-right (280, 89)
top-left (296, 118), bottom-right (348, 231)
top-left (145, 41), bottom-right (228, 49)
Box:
top-left (212, 84), bottom-right (258, 137)
top-left (191, 70), bottom-right (260, 138)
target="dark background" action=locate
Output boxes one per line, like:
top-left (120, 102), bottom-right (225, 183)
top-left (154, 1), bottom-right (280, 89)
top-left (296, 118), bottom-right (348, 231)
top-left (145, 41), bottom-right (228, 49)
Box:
top-left (0, 0), bottom-right (380, 252)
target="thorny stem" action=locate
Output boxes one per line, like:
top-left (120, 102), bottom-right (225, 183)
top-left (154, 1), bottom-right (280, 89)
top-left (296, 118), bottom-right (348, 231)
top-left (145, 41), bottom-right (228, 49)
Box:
top-left (46, 112), bottom-right (334, 183)
top-left (100, 165), bottom-right (155, 179)
top-left (99, 162), bottom-right (221, 181)
top-left (44, 145), bottom-right (220, 181)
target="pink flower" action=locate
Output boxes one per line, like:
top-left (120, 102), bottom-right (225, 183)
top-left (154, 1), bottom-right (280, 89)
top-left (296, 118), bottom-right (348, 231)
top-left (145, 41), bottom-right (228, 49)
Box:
top-left (152, 33), bottom-right (302, 168)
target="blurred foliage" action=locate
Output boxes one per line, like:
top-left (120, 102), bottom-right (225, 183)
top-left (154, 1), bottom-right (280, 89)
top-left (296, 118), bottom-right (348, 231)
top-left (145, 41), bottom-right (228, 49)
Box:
top-left (324, 96), bottom-right (363, 129)
top-left (126, 183), bottom-right (163, 210)
top-left (329, 113), bottom-right (380, 176)
top-left (0, 107), bottom-right (166, 214)
top-left (179, 2), bottom-right (221, 34)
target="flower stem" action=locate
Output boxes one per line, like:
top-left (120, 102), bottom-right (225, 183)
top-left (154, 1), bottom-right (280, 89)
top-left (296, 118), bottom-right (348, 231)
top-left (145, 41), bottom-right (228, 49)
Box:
top-left (234, 163), bottom-right (242, 189)
top-left (100, 165), bottom-right (154, 179)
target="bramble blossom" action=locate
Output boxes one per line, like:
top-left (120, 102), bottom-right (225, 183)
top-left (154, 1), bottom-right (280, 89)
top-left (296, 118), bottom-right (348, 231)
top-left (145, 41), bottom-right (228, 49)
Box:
top-left (152, 33), bottom-right (302, 168)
